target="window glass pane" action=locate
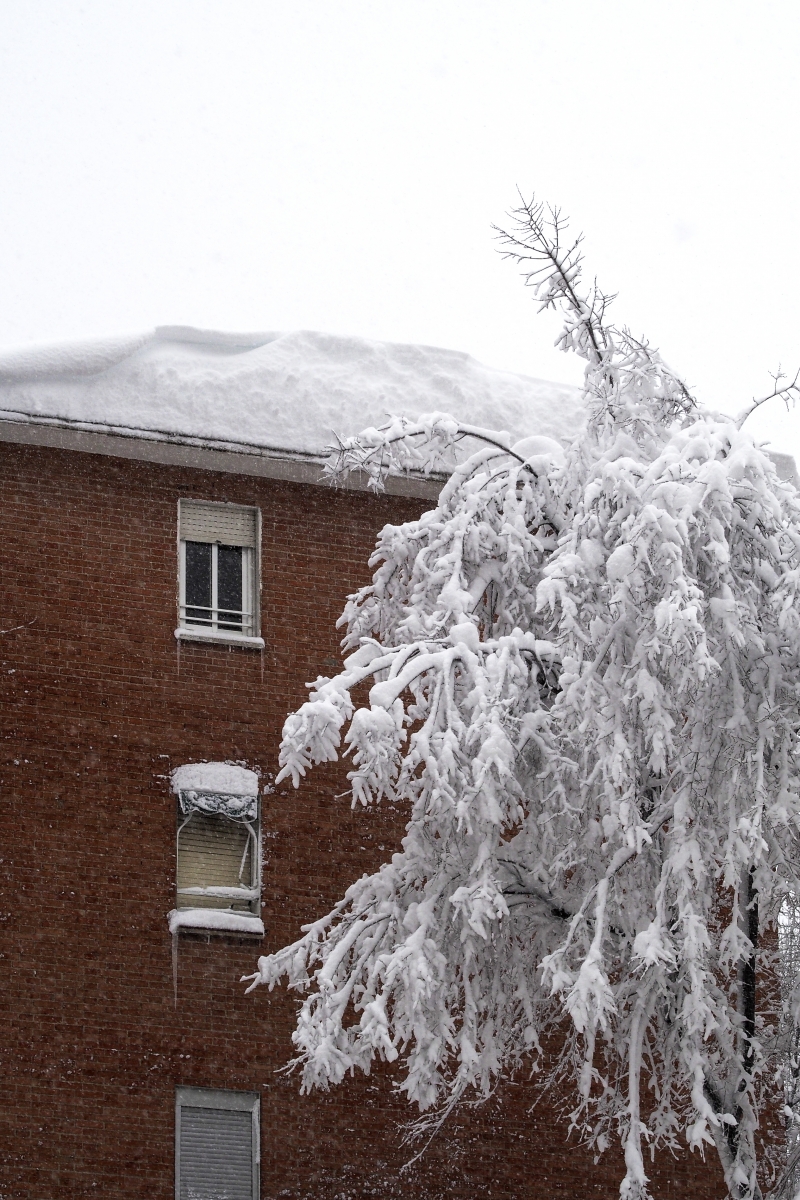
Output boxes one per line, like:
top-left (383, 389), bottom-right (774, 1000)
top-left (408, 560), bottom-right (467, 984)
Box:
top-left (185, 542), bottom-right (212, 624)
top-left (217, 544), bottom-right (243, 629)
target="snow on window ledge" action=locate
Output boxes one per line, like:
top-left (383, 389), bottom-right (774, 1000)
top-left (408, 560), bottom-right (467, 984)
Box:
top-left (168, 908), bottom-right (265, 936)
top-left (174, 626), bottom-right (265, 650)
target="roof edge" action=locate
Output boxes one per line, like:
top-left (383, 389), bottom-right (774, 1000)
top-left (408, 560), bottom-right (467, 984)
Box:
top-left (0, 412), bottom-right (443, 500)
top-left (2, 404), bottom-right (796, 500)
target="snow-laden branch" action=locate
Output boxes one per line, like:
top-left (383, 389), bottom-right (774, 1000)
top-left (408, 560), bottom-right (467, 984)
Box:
top-left (249, 409), bottom-right (800, 1198)
top-left (324, 410), bottom-right (534, 499)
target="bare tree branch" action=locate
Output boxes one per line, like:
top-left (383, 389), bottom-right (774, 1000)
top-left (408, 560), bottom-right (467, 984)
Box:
top-left (493, 192), bottom-right (611, 366)
top-left (736, 367), bottom-right (800, 430)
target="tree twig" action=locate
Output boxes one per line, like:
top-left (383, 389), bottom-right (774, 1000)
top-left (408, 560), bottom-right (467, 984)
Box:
top-left (736, 367), bottom-right (800, 430)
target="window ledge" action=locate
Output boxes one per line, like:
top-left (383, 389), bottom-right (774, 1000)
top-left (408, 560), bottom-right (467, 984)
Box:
top-left (174, 626), bottom-right (265, 650)
top-left (168, 908), bottom-right (265, 936)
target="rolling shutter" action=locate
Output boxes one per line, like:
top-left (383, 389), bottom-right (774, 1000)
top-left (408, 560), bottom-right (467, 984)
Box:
top-left (177, 812), bottom-right (254, 910)
top-left (179, 501), bottom-right (257, 548)
top-left (177, 1093), bottom-right (258, 1200)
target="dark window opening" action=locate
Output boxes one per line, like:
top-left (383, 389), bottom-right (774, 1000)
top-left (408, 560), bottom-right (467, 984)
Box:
top-left (185, 542), bottom-right (212, 625)
top-left (217, 545), bottom-right (243, 630)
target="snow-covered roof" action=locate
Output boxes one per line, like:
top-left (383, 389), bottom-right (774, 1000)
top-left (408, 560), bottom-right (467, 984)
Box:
top-left (0, 326), bottom-right (583, 460)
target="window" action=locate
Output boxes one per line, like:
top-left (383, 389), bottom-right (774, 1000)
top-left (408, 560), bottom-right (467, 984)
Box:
top-left (169, 763), bottom-right (264, 937)
top-left (176, 500), bottom-right (263, 647)
top-left (175, 1087), bottom-right (259, 1200)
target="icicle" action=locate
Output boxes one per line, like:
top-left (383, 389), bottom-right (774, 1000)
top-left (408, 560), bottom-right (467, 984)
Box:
top-left (176, 637), bottom-right (181, 676)
top-left (172, 929), bottom-right (179, 1008)
top-left (260, 645), bottom-right (264, 684)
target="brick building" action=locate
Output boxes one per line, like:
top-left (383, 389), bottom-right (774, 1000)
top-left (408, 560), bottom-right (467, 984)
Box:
top-left (0, 327), bottom-right (729, 1198)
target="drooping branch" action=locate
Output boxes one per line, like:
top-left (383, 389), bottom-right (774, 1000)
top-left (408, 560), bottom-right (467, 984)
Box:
top-left (324, 414), bottom-right (528, 491)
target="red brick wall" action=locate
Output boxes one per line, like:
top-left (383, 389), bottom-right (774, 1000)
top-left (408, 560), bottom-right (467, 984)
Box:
top-left (0, 441), bottom-right (724, 1199)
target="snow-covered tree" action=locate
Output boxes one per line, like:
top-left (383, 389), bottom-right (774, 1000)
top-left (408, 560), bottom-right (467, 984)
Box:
top-left (245, 197), bottom-right (800, 1200)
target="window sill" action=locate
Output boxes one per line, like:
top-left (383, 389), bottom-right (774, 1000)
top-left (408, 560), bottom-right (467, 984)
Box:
top-left (174, 627), bottom-right (265, 650)
top-left (168, 908), bottom-right (265, 936)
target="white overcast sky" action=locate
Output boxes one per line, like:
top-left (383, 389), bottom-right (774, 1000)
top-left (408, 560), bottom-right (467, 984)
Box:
top-left (1, 1), bottom-right (799, 455)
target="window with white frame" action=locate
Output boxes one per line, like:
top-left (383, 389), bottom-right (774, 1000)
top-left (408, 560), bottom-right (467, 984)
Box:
top-left (177, 500), bottom-right (261, 644)
top-left (170, 763), bottom-right (263, 935)
top-left (175, 1086), bottom-right (259, 1200)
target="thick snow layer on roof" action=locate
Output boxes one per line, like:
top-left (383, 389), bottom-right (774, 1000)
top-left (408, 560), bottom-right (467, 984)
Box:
top-left (0, 326), bottom-right (584, 457)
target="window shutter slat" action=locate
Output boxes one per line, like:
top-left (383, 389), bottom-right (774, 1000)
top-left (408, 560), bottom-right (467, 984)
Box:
top-left (177, 814), bottom-right (252, 909)
top-left (179, 1107), bottom-right (254, 1200)
top-left (179, 501), bottom-right (257, 547)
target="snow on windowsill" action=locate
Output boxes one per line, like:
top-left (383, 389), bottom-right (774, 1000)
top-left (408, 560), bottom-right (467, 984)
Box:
top-left (174, 626), bottom-right (265, 650)
top-left (177, 887), bottom-right (260, 900)
top-left (168, 908), bottom-right (265, 936)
